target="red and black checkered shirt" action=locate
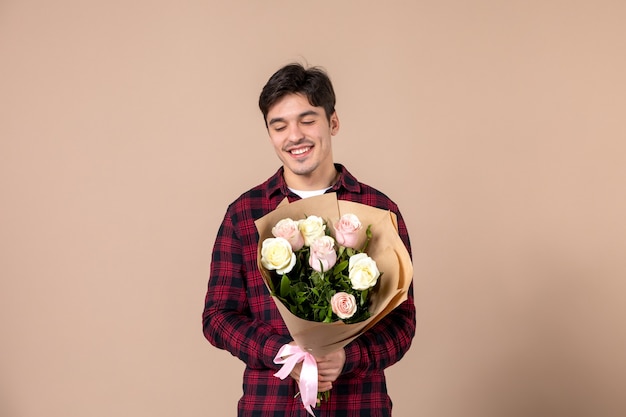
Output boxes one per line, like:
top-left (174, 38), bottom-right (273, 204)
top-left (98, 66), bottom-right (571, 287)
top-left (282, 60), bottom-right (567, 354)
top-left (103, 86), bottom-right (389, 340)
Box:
top-left (202, 164), bottom-right (416, 417)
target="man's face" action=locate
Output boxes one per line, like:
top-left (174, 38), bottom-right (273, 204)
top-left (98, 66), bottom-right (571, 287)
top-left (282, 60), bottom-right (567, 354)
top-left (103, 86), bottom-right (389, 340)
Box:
top-left (265, 93), bottom-right (340, 189)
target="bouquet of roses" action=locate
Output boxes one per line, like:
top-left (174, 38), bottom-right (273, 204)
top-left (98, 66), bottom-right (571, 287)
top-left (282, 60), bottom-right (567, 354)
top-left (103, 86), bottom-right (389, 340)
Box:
top-left (261, 212), bottom-right (379, 325)
top-left (254, 193), bottom-right (412, 415)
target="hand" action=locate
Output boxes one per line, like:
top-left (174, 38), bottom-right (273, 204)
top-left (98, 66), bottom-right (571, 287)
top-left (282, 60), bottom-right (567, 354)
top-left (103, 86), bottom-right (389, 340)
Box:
top-left (286, 344), bottom-right (346, 393)
top-left (315, 348), bottom-right (346, 392)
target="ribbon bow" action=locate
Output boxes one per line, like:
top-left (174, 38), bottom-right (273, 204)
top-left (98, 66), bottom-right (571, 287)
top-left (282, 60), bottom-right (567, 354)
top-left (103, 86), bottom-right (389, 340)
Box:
top-left (273, 344), bottom-right (318, 416)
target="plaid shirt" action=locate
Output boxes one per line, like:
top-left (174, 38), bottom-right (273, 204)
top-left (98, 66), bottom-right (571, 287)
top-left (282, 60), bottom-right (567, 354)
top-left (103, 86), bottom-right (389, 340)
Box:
top-left (203, 164), bottom-right (416, 417)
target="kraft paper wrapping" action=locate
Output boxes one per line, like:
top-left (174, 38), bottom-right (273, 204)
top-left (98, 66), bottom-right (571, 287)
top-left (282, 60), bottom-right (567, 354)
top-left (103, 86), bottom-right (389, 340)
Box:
top-left (254, 193), bottom-right (413, 357)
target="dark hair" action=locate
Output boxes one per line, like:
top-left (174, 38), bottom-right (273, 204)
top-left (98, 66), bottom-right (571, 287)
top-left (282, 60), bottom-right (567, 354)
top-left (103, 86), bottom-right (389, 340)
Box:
top-left (259, 63), bottom-right (336, 126)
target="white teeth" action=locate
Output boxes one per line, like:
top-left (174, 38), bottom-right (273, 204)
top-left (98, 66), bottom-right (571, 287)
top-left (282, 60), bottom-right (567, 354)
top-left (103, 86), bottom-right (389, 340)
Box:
top-left (291, 147), bottom-right (310, 155)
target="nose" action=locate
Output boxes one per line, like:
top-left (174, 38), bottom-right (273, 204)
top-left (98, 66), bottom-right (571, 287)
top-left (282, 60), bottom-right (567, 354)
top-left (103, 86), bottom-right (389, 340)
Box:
top-left (287, 123), bottom-right (304, 142)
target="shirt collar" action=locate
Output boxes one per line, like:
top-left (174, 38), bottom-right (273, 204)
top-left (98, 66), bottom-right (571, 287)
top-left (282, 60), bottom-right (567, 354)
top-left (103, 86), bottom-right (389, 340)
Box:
top-left (267, 163), bottom-right (361, 198)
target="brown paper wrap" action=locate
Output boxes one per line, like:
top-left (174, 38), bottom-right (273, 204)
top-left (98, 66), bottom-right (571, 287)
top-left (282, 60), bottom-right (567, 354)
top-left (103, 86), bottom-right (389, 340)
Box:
top-left (255, 193), bottom-right (413, 357)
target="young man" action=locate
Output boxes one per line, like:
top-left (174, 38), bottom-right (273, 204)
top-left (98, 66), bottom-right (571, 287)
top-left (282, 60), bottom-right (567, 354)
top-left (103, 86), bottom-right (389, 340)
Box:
top-left (202, 63), bottom-right (416, 417)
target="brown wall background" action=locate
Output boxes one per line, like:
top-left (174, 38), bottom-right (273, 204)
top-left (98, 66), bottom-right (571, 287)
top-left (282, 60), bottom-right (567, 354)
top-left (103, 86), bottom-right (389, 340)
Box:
top-left (1, 1), bottom-right (625, 416)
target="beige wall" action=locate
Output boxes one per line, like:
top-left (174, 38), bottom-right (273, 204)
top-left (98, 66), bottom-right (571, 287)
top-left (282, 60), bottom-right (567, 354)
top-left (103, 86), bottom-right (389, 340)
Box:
top-left (1, 1), bottom-right (625, 416)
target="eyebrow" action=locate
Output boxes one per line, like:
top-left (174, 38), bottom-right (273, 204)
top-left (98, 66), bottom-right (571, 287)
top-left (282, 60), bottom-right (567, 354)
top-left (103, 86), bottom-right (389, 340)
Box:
top-left (268, 110), bottom-right (320, 126)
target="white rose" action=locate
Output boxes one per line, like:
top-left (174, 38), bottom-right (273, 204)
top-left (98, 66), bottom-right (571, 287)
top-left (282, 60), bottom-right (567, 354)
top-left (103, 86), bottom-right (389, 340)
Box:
top-left (348, 253), bottom-right (380, 290)
top-left (261, 237), bottom-right (296, 275)
top-left (298, 215), bottom-right (326, 247)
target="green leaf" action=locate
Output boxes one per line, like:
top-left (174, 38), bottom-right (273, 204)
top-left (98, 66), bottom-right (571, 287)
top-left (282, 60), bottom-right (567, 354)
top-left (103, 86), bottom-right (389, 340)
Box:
top-left (332, 260), bottom-right (349, 275)
top-left (360, 289), bottom-right (368, 306)
top-left (361, 225), bottom-right (373, 252)
top-left (280, 275), bottom-right (291, 298)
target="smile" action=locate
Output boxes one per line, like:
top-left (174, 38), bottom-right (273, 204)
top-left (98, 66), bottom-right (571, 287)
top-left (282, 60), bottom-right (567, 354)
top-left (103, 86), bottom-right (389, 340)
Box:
top-left (290, 146), bottom-right (311, 155)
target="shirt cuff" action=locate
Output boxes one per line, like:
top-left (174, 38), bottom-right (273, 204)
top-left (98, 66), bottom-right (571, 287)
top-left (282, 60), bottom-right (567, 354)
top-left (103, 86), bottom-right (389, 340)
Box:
top-left (263, 334), bottom-right (293, 369)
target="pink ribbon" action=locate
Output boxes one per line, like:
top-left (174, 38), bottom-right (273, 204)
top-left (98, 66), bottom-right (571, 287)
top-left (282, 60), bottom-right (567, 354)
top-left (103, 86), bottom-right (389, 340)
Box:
top-left (273, 344), bottom-right (318, 416)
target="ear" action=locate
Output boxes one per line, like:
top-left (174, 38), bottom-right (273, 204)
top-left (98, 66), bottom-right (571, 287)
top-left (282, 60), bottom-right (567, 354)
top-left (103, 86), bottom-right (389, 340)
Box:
top-left (330, 111), bottom-right (340, 136)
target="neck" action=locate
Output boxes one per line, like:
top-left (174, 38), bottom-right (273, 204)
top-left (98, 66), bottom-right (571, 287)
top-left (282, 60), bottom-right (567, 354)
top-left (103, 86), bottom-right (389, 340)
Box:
top-left (284, 165), bottom-right (339, 191)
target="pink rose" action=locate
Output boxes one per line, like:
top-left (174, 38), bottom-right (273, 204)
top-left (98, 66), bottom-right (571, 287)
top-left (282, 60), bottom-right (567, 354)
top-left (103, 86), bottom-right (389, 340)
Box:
top-left (308, 236), bottom-right (337, 272)
top-left (333, 213), bottom-right (363, 249)
top-left (331, 292), bottom-right (357, 319)
top-left (272, 218), bottom-right (304, 251)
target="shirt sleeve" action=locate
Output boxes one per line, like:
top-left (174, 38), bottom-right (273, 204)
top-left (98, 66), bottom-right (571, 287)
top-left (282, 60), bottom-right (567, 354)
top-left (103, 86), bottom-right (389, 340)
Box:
top-left (341, 207), bottom-right (417, 376)
top-left (202, 209), bottom-right (291, 370)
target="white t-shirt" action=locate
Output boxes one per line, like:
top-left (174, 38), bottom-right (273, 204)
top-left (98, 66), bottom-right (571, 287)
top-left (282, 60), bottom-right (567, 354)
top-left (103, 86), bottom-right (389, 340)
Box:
top-left (288, 187), bottom-right (331, 199)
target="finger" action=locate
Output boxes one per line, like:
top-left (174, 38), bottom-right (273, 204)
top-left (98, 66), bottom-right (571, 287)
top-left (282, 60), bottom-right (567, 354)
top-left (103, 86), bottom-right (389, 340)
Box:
top-left (318, 382), bottom-right (332, 392)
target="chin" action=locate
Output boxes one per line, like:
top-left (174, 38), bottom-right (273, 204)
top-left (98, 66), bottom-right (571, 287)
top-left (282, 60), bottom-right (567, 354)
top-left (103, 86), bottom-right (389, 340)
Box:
top-left (284, 161), bottom-right (316, 176)
top-left (296, 163), bottom-right (320, 175)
